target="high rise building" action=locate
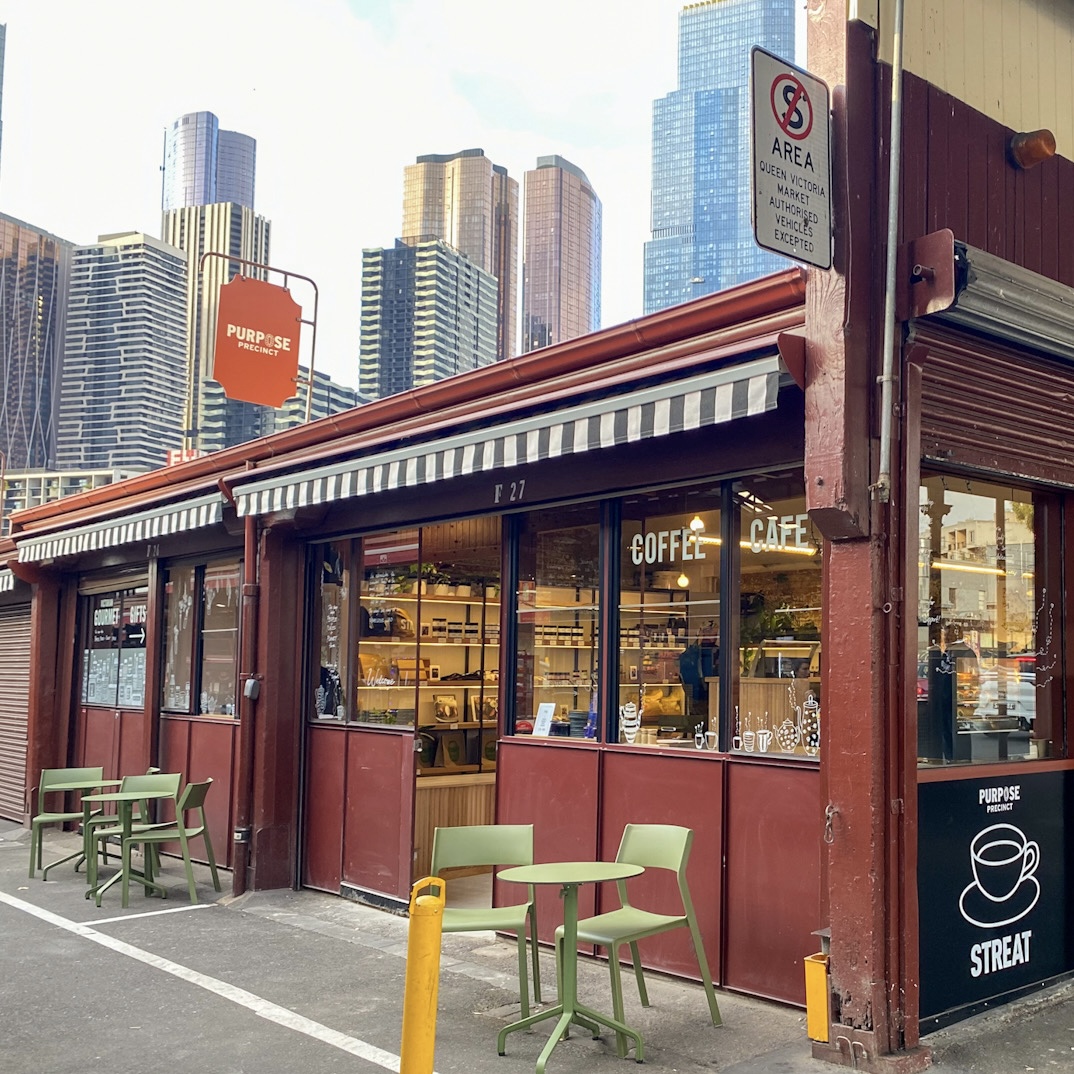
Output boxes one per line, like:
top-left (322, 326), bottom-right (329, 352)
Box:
top-left (643, 0), bottom-right (795, 314)
top-left (161, 203), bottom-right (274, 454)
top-left (401, 148), bottom-right (518, 361)
top-left (161, 111), bottom-right (273, 454)
top-left (522, 155), bottom-right (602, 353)
top-left (162, 111), bottom-right (256, 212)
top-left (359, 240), bottom-right (498, 400)
top-left (56, 233), bottom-right (188, 470)
top-left (0, 212), bottom-right (72, 470)
top-left (272, 366), bottom-right (361, 432)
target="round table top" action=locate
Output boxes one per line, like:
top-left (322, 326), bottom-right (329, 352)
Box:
top-left (81, 789), bottom-right (177, 803)
top-left (498, 861), bottom-right (644, 886)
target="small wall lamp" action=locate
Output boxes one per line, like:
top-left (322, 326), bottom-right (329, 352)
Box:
top-left (1008, 129), bottom-right (1056, 170)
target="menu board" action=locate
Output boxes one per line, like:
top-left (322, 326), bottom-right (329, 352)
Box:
top-left (117, 649), bottom-right (146, 707)
top-left (84, 649), bottom-right (119, 707)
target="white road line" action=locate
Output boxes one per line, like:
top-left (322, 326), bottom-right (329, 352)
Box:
top-left (93, 902), bottom-right (215, 925)
top-left (0, 890), bottom-right (405, 1072)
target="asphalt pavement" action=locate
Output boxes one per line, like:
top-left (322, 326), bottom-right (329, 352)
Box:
top-left (3, 820), bottom-right (1074, 1073)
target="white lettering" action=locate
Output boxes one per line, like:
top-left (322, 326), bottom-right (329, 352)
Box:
top-left (970, 930), bottom-right (1031, 977)
top-left (631, 527), bottom-right (706, 566)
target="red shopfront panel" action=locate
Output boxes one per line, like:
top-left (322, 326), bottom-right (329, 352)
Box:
top-left (342, 728), bottom-right (415, 902)
top-left (723, 760), bottom-right (821, 1004)
top-left (159, 715), bottom-right (237, 867)
top-left (496, 739), bottom-right (601, 944)
top-left (303, 723), bottom-right (347, 892)
top-left (600, 750), bottom-right (725, 985)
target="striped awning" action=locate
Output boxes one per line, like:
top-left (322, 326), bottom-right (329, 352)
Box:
top-left (16, 493), bottom-right (224, 564)
top-left (0, 569), bottom-right (14, 593)
top-left (235, 356), bottom-right (785, 518)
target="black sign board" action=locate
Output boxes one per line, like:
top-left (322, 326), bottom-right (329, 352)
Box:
top-left (918, 770), bottom-right (1074, 1024)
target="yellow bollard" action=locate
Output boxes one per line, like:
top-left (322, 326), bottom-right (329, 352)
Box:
top-left (400, 875), bottom-right (446, 1074)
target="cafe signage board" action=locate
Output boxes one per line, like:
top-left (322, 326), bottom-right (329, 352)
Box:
top-left (918, 771), bottom-right (1072, 1026)
top-left (750, 46), bottom-right (832, 269)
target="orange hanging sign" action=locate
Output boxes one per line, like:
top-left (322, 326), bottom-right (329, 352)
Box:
top-left (213, 275), bottom-right (302, 407)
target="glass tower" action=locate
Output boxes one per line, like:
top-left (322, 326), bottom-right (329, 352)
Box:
top-left (643, 0), bottom-right (795, 315)
top-left (0, 212), bottom-right (72, 469)
top-left (402, 149), bottom-right (518, 361)
top-left (359, 239), bottom-right (498, 400)
top-left (57, 233), bottom-right (188, 470)
top-left (522, 155), bottom-right (602, 353)
top-left (162, 111), bottom-right (256, 212)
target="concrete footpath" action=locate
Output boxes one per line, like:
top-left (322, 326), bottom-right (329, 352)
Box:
top-left (2, 820), bottom-right (1073, 1073)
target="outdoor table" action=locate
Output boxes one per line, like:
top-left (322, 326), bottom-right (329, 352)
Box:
top-left (81, 789), bottom-right (176, 906)
top-left (497, 861), bottom-right (645, 1073)
top-left (38, 778), bottom-right (123, 880)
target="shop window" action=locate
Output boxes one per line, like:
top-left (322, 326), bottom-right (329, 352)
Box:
top-left (512, 503), bottom-right (600, 739)
top-left (617, 487), bottom-right (721, 748)
top-left (81, 588), bottom-right (149, 709)
top-left (340, 519), bottom-right (501, 772)
top-left (918, 474), bottom-right (1057, 766)
top-left (735, 475), bottom-right (823, 759)
top-left (161, 561), bottom-right (240, 717)
top-left (314, 543), bottom-right (349, 720)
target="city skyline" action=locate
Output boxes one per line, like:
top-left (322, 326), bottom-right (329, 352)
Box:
top-left (0, 0), bottom-right (805, 384)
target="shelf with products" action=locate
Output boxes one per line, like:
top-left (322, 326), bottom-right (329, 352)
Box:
top-left (358, 566), bottom-right (500, 772)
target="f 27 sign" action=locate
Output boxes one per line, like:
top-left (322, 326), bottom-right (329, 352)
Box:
top-left (213, 275), bottom-right (301, 408)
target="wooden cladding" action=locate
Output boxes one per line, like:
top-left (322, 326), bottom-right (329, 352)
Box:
top-left (894, 71), bottom-right (1074, 287)
top-left (912, 328), bottom-right (1074, 487)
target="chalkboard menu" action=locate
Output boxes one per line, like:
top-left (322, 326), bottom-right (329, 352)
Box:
top-left (919, 770), bottom-right (1074, 1027)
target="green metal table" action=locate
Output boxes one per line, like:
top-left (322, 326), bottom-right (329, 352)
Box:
top-left (81, 789), bottom-right (176, 906)
top-left (38, 778), bottom-right (122, 880)
top-left (497, 860), bottom-right (645, 1072)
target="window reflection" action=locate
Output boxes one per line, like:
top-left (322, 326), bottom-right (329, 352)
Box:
top-left (735, 475), bottom-right (822, 758)
top-left (918, 474), bottom-right (1055, 765)
top-left (618, 487), bottom-right (721, 747)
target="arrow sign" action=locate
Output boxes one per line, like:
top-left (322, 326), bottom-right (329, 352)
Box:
top-left (124, 624), bottom-right (147, 646)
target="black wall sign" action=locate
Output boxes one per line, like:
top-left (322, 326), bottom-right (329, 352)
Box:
top-left (919, 770), bottom-right (1074, 1024)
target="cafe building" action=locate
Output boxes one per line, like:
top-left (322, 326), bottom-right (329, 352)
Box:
top-left (7, 7), bottom-right (1074, 1070)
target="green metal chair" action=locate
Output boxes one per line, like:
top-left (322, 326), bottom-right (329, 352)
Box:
top-left (84, 766), bottom-right (162, 868)
top-left (430, 823), bottom-right (542, 1017)
top-left (29, 766), bottom-right (104, 879)
top-left (87, 770), bottom-right (179, 890)
top-left (121, 778), bottom-right (221, 906)
top-left (556, 823), bottom-right (722, 1057)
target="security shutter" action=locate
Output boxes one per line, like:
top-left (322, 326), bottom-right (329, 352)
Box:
top-left (0, 606), bottom-right (31, 822)
top-left (914, 327), bottom-right (1074, 488)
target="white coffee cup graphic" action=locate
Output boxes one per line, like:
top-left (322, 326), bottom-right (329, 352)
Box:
top-left (741, 730), bottom-right (756, 752)
top-left (756, 728), bottom-right (773, 752)
top-left (971, 824), bottom-right (1039, 903)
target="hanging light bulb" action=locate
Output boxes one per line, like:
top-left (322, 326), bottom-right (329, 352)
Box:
top-left (677, 572), bottom-right (690, 588)
top-left (689, 514), bottom-right (705, 533)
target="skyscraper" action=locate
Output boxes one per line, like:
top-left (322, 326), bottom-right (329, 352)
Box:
top-left (359, 239), bottom-right (498, 400)
top-left (0, 212), bottom-right (72, 470)
top-left (643, 0), bottom-right (795, 314)
top-left (161, 111), bottom-right (273, 454)
top-left (0, 24), bottom-right (7, 188)
top-left (162, 111), bottom-right (256, 212)
top-left (56, 233), bottom-right (188, 470)
top-left (522, 155), bottom-right (602, 353)
top-left (273, 366), bottom-right (361, 432)
top-left (401, 148), bottom-right (518, 361)
top-left (161, 203), bottom-right (274, 454)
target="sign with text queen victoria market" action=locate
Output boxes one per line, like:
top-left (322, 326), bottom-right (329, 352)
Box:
top-left (750, 46), bottom-right (832, 270)
top-left (213, 275), bottom-right (302, 407)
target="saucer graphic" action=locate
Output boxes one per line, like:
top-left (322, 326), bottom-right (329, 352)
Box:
top-left (959, 875), bottom-right (1040, 929)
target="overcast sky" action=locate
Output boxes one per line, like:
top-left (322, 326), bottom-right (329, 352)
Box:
top-left (0, 0), bottom-right (792, 386)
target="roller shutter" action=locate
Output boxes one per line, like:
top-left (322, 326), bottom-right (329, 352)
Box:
top-left (0, 606), bottom-right (31, 822)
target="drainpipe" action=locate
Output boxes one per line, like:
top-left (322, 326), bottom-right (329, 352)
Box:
top-left (219, 470), bottom-right (260, 896)
top-left (875, 0), bottom-right (906, 502)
